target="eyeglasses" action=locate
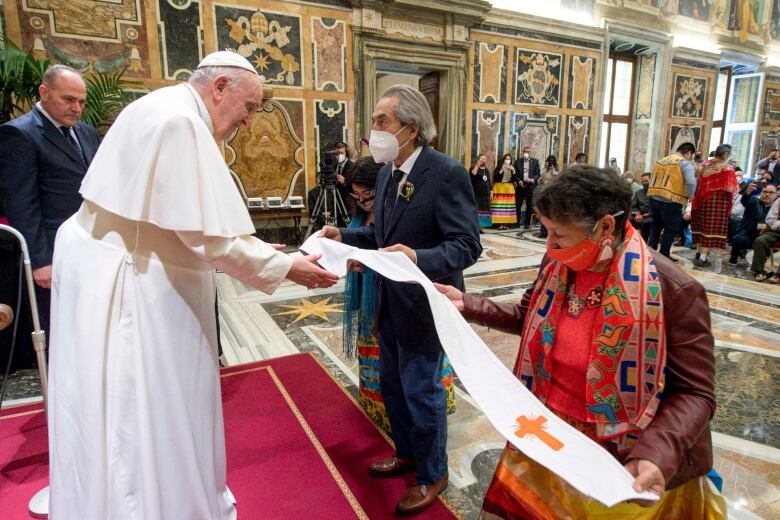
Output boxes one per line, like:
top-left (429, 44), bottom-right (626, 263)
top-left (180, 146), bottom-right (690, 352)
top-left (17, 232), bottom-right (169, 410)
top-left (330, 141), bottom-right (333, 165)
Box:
top-left (349, 190), bottom-right (375, 201)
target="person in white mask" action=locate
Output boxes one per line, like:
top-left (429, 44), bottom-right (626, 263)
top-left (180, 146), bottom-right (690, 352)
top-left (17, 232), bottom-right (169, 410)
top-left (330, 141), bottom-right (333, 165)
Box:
top-left (320, 84), bottom-right (482, 516)
top-left (334, 140), bottom-right (352, 184)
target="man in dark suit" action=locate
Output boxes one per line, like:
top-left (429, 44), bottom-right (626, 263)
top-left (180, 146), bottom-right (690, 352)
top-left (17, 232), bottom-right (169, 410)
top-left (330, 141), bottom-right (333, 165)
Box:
top-left (321, 84), bottom-right (481, 516)
top-left (0, 64), bottom-right (99, 352)
top-left (513, 145), bottom-right (540, 230)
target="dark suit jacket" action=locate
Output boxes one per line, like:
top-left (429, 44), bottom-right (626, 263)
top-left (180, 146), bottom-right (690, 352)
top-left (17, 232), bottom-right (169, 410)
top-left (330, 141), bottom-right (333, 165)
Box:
top-left (340, 146), bottom-right (482, 353)
top-left (513, 157), bottom-right (541, 192)
top-left (0, 106), bottom-right (99, 267)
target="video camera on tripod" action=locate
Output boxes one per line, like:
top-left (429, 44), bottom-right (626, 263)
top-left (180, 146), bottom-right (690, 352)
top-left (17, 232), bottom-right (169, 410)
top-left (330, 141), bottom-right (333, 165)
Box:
top-left (305, 147), bottom-right (351, 239)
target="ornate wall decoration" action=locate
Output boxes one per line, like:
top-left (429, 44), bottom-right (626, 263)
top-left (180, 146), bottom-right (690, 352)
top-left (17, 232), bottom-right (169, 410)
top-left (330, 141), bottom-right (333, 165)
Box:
top-left (471, 110), bottom-right (505, 173)
top-left (635, 53), bottom-right (656, 119)
top-left (157, 0), bottom-right (202, 80)
top-left (668, 124), bottom-right (702, 154)
top-left (565, 115), bottom-right (590, 165)
top-left (773, 0), bottom-right (780, 40)
top-left (677, 0), bottom-right (711, 21)
top-left (671, 73), bottom-right (707, 119)
top-left (631, 122), bottom-right (650, 173)
top-left (509, 113), bottom-right (560, 162)
top-left (762, 86), bottom-right (780, 127)
top-left (313, 99), bottom-right (347, 169)
top-left (515, 49), bottom-right (562, 107)
top-left (473, 41), bottom-right (507, 104)
top-left (225, 99), bottom-right (305, 199)
top-left (567, 56), bottom-right (595, 110)
top-left (757, 131), bottom-right (780, 165)
top-left (215, 6), bottom-right (303, 87)
top-left (311, 17), bottom-right (345, 92)
top-left (17, 0), bottom-right (149, 76)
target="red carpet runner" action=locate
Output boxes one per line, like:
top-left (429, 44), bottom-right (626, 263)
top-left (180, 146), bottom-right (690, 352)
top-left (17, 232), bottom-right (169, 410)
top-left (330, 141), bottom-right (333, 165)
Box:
top-left (1, 353), bottom-right (460, 519)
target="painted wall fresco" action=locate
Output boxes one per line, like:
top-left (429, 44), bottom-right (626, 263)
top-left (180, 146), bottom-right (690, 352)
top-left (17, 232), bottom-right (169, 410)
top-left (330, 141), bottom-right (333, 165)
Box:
top-left (473, 41), bottom-right (508, 104)
top-left (565, 115), bottom-right (590, 165)
top-left (772, 0), bottom-right (780, 40)
top-left (671, 73), bottom-right (708, 120)
top-left (157, 0), bottom-right (202, 80)
top-left (757, 131), bottom-right (780, 165)
top-left (568, 55), bottom-right (595, 110)
top-left (13, 0), bottom-right (150, 76)
top-left (509, 113), bottom-right (560, 163)
top-left (225, 98), bottom-right (305, 199)
top-left (471, 110), bottom-right (505, 173)
top-left (515, 49), bottom-right (562, 107)
top-left (214, 6), bottom-right (303, 87)
top-left (311, 17), bottom-right (346, 92)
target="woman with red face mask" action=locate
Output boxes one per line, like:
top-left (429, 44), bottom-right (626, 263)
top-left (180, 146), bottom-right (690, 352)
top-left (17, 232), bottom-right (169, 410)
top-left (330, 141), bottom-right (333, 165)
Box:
top-left (436, 165), bottom-right (723, 519)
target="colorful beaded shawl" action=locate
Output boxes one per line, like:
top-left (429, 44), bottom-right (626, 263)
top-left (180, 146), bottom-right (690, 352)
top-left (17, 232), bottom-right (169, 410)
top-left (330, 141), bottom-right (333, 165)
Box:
top-left (516, 224), bottom-right (666, 444)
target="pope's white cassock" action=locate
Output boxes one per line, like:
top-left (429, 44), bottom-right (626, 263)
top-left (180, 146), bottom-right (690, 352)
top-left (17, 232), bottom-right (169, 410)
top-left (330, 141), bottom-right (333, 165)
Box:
top-left (48, 77), bottom-right (292, 518)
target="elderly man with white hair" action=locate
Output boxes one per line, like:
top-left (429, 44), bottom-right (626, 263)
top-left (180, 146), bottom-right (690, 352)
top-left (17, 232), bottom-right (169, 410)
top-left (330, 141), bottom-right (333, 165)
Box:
top-left (47, 51), bottom-right (338, 519)
top-left (321, 85), bottom-right (482, 515)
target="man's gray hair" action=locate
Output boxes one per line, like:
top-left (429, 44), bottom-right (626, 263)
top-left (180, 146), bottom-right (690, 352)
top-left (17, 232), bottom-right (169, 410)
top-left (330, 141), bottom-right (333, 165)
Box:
top-left (380, 84), bottom-right (437, 146)
top-left (715, 143), bottom-right (732, 158)
top-left (42, 64), bottom-right (82, 87)
top-left (188, 66), bottom-right (262, 89)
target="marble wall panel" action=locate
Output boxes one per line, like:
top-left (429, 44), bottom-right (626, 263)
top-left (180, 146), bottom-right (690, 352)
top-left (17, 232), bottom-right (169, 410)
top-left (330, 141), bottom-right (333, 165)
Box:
top-left (16, 0), bottom-right (150, 76)
top-left (157, 0), bottom-right (202, 80)
top-left (631, 122), bottom-right (650, 174)
top-left (677, 0), bottom-right (711, 21)
top-left (473, 41), bottom-right (507, 104)
top-left (762, 86), bottom-right (780, 128)
top-left (311, 17), bottom-right (345, 92)
top-left (635, 53), bottom-right (656, 120)
top-left (757, 131), bottom-right (780, 165)
top-left (509, 113), bottom-right (560, 163)
top-left (567, 55), bottom-right (595, 110)
top-left (225, 99), bottom-right (305, 199)
top-left (471, 109), bottom-right (505, 173)
top-left (214, 5), bottom-right (303, 87)
top-left (313, 99), bottom-right (347, 169)
top-left (671, 73), bottom-right (708, 120)
top-left (514, 49), bottom-right (562, 107)
top-left (668, 124), bottom-right (702, 154)
top-left (565, 115), bottom-right (590, 165)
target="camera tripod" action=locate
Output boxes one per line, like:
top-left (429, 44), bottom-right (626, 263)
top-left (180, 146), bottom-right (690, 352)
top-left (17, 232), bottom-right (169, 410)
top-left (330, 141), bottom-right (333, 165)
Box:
top-left (304, 180), bottom-right (351, 240)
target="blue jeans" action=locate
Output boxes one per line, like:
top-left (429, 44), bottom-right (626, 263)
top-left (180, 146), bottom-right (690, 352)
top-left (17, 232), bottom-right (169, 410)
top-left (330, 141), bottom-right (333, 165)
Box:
top-left (648, 199), bottom-right (683, 257)
top-left (377, 312), bottom-right (448, 485)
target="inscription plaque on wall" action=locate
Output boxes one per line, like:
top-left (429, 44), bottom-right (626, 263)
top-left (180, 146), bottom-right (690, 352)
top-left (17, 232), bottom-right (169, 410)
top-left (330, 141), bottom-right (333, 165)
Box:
top-left (383, 18), bottom-right (443, 42)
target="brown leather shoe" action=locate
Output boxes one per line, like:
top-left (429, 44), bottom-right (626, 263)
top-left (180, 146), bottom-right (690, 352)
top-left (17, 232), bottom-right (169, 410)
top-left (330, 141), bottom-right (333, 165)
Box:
top-left (395, 474), bottom-right (448, 516)
top-left (368, 456), bottom-right (416, 478)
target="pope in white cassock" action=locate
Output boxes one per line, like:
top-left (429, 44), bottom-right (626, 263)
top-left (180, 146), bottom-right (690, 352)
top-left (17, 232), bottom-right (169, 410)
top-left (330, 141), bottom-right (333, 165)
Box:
top-left (47, 51), bottom-right (338, 519)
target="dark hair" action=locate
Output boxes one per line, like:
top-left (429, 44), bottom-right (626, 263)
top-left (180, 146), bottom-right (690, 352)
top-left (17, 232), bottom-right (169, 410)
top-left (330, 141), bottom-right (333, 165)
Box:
top-left (344, 156), bottom-right (382, 216)
top-left (574, 152), bottom-right (588, 161)
top-left (641, 172), bottom-right (651, 178)
top-left (501, 153), bottom-right (513, 162)
top-left (676, 142), bottom-right (696, 155)
top-left (545, 155), bottom-right (558, 168)
top-left (334, 141), bottom-right (348, 150)
top-left (534, 165), bottom-right (631, 232)
top-left (714, 144), bottom-right (732, 158)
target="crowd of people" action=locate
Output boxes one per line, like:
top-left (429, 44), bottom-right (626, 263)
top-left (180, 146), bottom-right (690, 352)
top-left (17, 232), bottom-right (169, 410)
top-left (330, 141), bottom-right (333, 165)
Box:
top-left (468, 142), bottom-right (780, 283)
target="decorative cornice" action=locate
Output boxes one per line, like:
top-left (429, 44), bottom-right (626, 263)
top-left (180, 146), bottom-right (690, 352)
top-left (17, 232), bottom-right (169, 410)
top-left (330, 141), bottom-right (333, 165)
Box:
top-left (478, 9), bottom-right (605, 50)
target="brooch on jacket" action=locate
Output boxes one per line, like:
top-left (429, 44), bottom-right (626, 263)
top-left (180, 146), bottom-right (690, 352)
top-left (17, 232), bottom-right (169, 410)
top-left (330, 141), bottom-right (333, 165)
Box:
top-left (400, 181), bottom-right (415, 201)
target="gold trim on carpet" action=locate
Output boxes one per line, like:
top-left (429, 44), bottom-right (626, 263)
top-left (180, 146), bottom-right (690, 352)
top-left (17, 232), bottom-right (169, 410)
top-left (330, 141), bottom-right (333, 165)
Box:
top-left (222, 365), bottom-right (369, 520)
top-left (304, 352), bottom-right (465, 520)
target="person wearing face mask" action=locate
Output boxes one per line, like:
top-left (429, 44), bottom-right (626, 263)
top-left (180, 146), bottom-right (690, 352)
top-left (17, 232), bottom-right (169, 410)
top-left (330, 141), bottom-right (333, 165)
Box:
top-left (630, 173), bottom-right (653, 241)
top-left (334, 140), bottom-right (353, 184)
top-left (491, 153), bottom-right (518, 230)
top-left (320, 84), bottom-right (482, 516)
top-left (513, 146), bottom-right (541, 230)
top-left (730, 182), bottom-right (777, 267)
top-left (342, 157), bottom-right (457, 435)
top-left (470, 153), bottom-right (493, 229)
top-left (436, 166), bottom-right (720, 519)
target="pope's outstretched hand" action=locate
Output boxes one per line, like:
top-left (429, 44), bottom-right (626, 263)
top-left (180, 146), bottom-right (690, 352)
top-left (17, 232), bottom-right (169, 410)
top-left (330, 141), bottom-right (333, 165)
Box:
top-left (286, 253), bottom-right (339, 290)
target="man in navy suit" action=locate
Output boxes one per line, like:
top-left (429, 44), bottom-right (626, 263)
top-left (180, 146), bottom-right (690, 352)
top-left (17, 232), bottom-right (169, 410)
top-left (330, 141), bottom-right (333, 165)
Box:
top-left (0, 64), bottom-right (99, 349)
top-left (321, 84), bottom-right (481, 516)
top-left (513, 145), bottom-right (541, 230)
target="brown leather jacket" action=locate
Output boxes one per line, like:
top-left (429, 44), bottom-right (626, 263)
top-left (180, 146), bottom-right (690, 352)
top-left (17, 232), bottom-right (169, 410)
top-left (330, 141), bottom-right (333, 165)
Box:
top-left (462, 252), bottom-right (715, 490)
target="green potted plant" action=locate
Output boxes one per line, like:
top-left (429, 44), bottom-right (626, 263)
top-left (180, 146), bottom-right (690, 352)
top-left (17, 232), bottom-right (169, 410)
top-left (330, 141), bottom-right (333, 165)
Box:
top-left (0, 35), bottom-right (139, 130)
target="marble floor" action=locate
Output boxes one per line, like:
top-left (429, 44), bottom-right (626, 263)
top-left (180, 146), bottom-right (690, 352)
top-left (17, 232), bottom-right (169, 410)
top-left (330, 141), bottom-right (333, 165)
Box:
top-left (2, 226), bottom-right (779, 518)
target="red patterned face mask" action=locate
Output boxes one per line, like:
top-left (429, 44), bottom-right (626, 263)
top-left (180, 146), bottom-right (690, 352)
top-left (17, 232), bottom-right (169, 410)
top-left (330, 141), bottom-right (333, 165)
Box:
top-left (545, 212), bottom-right (624, 271)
